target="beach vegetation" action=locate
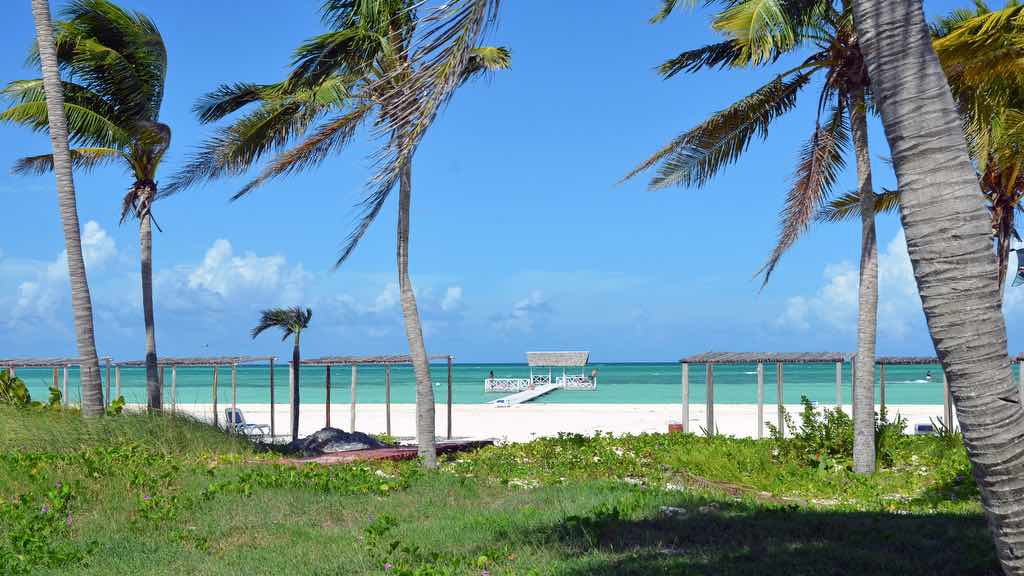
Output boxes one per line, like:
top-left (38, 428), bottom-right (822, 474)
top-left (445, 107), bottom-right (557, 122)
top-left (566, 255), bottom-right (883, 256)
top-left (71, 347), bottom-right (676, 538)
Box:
top-left (624, 0), bottom-right (883, 474)
top-left (2, 0), bottom-right (171, 411)
top-left (0, 406), bottom-right (995, 574)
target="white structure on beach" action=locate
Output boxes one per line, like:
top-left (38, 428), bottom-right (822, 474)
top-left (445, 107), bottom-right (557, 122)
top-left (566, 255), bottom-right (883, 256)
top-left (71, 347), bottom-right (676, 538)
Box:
top-left (485, 351), bottom-right (597, 393)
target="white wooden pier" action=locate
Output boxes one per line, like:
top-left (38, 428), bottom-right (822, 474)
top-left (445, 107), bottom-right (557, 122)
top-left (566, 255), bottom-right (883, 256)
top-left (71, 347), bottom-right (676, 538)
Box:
top-left (491, 381), bottom-right (563, 406)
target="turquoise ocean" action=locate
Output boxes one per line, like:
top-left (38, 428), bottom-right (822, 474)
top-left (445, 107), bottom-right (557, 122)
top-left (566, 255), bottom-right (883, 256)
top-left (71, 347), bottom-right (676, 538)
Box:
top-left (11, 362), bottom-right (994, 406)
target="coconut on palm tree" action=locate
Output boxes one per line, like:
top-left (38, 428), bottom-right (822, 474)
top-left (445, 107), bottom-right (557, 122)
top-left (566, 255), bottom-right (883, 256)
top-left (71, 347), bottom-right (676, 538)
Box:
top-left (252, 307), bottom-right (313, 442)
top-left (166, 0), bottom-right (507, 466)
top-left (2, 0), bottom-right (170, 411)
top-left (850, 0), bottom-right (1024, 571)
top-left (626, 0), bottom-right (880, 472)
top-left (20, 0), bottom-right (104, 416)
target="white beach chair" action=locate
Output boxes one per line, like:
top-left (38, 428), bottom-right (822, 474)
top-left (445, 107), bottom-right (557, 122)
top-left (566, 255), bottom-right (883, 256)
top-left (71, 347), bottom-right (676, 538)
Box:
top-left (224, 408), bottom-right (271, 438)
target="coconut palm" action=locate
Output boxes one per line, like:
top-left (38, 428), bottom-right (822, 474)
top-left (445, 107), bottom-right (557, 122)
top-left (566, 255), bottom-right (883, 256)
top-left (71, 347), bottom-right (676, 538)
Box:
top-left (626, 0), bottom-right (880, 472)
top-left (166, 0), bottom-right (506, 466)
top-left (851, 0), bottom-right (1024, 572)
top-left (822, 2), bottom-right (1024, 302)
top-left (24, 0), bottom-right (104, 416)
top-left (2, 0), bottom-right (169, 411)
top-left (252, 307), bottom-right (313, 442)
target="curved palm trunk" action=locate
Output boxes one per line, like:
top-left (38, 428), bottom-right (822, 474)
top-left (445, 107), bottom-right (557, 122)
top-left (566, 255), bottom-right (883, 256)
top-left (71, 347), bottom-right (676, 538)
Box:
top-left (852, 0), bottom-right (1024, 572)
top-left (31, 0), bottom-right (103, 416)
top-left (398, 163), bottom-right (437, 467)
top-left (850, 87), bottom-right (878, 474)
top-left (139, 189), bottom-right (160, 411)
top-left (292, 334), bottom-right (301, 442)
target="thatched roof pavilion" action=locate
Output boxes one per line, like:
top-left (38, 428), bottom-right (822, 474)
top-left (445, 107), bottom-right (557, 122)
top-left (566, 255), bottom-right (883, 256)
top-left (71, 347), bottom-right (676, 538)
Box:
top-left (114, 356), bottom-right (274, 367)
top-left (299, 355), bottom-right (452, 365)
top-left (679, 352), bottom-right (851, 364)
top-left (0, 357), bottom-right (112, 367)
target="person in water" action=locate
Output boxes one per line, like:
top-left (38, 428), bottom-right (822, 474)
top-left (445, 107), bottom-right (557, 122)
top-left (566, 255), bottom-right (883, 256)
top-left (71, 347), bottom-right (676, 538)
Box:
top-left (926, 371), bottom-right (933, 382)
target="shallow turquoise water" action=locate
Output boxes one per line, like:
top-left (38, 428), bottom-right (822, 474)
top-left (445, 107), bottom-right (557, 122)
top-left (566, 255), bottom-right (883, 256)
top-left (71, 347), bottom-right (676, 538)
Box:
top-left (9, 362), bottom-right (983, 406)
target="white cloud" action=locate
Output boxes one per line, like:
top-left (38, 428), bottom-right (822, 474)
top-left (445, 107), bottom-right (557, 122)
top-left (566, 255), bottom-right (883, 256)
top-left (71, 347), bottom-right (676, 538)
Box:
top-left (492, 290), bottom-right (550, 333)
top-left (778, 230), bottom-right (924, 339)
top-left (185, 239), bottom-right (306, 303)
top-left (441, 285), bottom-right (463, 312)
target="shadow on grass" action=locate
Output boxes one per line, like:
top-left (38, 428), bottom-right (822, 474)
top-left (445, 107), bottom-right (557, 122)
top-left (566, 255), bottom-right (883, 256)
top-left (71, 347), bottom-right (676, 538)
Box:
top-left (541, 499), bottom-right (998, 576)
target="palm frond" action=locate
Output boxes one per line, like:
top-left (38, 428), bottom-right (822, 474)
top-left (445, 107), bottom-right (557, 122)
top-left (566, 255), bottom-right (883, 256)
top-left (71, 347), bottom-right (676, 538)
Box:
top-left (194, 82), bottom-right (281, 124)
top-left (251, 306), bottom-right (313, 340)
top-left (12, 146), bottom-right (124, 176)
top-left (651, 0), bottom-right (695, 23)
top-left (462, 46), bottom-right (511, 81)
top-left (758, 103), bottom-right (849, 285)
top-left (289, 27), bottom-right (389, 87)
top-left (0, 100), bottom-right (129, 148)
top-left (622, 72), bottom-right (810, 189)
top-left (816, 187), bottom-right (901, 222)
top-left (231, 104), bottom-right (373, 200)
top-left (713, 0), bottom-right (799, 66)
top-left (658, 40), bottom-right (745, 77)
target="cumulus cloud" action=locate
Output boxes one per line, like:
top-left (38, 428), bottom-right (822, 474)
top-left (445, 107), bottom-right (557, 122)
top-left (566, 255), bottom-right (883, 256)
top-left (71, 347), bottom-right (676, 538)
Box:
top-left (441, 285), bottom-right (463, 312)
top-left (492, 290), bottom-right (550, 333)
top-left (778, 230), bottom-right (924, 339)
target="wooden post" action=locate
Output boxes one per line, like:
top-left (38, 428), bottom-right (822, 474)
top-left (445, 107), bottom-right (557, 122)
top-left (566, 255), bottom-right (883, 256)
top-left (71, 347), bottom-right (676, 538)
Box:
top-left (681, 363), bottom-right (689, 433)
top-left (213, 366), bottom-right (219, 428)
top-left (325, 365), bottom-right (332, 428)
top-left (447, 356), bottom-right (453, 440)
top-left (115, 366), bottom-right (121, 399)
top-left (269, 358), bottom-right (276, 438)
top-left (8, 366), bottom-right (13, 378)
top-left (943, 370), bottom-right (953, 429)
top-left (756, 362), bottom-right (764, 439)
top-left (62, 365), bottom-right (68, 406)
top-left (705, 363), bottom-right (714, 435)
top-left (159, 366), bottom-right (165, 407)
top-left (385, 365), bottom-right (392, 436)
top-left (52, 367), bottom-right (58, 394)
top-left (289, 363), bottom-right (294, 436)
top-left (231, 364), bottom-right (238, 431)
top-left (776, 362), bottom-right (784, 437)
top-left (835, 361), bottom-right (843, 409)
top-left (350, 365), bottom-right (358, 432)
top-left (879, 363), bottom-right (887, 413)
top-left (105, 359), bottom-right (111, 407)
top-left (170, 365), bottom-right (177, 413)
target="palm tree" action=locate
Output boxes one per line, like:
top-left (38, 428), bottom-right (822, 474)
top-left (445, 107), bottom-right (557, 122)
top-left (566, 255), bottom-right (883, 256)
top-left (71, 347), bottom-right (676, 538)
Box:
top-left (823, 2), bottom-right (1024, 303)
top-left (26, 0), bottom-right (103, 417)
top-left (851, 0), bottom-right (1024, 571)
top-left (252, 307), bottom-right (313, 442)
top-left (625, 0), bottom-right (879, 472)
top-left (166, 0), bottom-right (507, 467)
top-left (2, 0), bottom-right (170, 411)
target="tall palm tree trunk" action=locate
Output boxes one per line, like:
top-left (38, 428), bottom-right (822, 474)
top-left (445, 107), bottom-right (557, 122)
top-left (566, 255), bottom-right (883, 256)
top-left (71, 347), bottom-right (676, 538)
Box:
top-left (995, 201), bottom-right (1014, 303)
top-left (398, 163), bottom-right (437, 467)
top-left (292, 334), bottom-right (301, 442)
top-left (139, 189), bottom-right (160, 411)
top-left (852, 0), bottom-right (1024, 572)
top-left (31, 0), bottom-right (103, 416)
top-left (850, 87), bottom-right (878, 474)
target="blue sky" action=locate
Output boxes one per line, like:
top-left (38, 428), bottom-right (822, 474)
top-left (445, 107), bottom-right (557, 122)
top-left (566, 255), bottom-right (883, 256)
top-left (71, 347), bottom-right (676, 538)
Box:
top-left (0, 0), bottom-right (1018, 362)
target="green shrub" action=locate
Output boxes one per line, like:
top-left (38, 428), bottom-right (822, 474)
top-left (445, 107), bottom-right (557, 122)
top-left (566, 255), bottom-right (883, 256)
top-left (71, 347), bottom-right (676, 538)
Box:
top-left (0, 370), bottom-right (31, 408)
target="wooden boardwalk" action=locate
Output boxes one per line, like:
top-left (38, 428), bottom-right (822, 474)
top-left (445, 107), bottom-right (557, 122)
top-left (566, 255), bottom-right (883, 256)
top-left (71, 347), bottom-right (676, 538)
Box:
top-left (491, 382), bottom-right (563, 406)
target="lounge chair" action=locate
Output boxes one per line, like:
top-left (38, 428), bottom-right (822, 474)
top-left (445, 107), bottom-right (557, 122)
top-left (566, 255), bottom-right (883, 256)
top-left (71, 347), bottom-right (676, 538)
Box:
top-left (224, 408), bottom-right (271, 438)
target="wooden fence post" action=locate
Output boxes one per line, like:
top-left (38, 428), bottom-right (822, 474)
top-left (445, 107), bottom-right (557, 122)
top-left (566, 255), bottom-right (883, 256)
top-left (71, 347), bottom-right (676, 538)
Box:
top-left (776, 362), bottom-right (784, 437)
top-left (705, 363), bottom-right (714, 435)
top-left (159, 366), bottom-right (165, 407)
top-left (756, 362), bottom-right (764, 439)
top-left (62, 365), bottom-right (68, 406)
top-left (879, 363), bottom-right (886, 413)
top-left (171, 365), bottom-right (177, 413)
top-left (447, 356), bottom-right (453, 440)
top-left (325, 365), bottom-right (332, 428)
top-left (350, 365), bottom-right (358, 432)
top-left (105, 359), bottom-right (111, 407)
top-left (230, 364), bottom-right (238, 431)
top-left (269, 358), bottom-right (276, 438)
top-left (681, 363), bottom-right (689, 433)
top-left (115, 366), bottom-right (121, 400)
top-left (385, 365), bottom-right (392, 436)
top-left (52, 367), bottom-right (58, 394)
top-left (835, 361), bottom-right (843, 409)
top-left (212, 366), bottom-right (219, 428)
top-left (943, 371), bottom-right (953, 429)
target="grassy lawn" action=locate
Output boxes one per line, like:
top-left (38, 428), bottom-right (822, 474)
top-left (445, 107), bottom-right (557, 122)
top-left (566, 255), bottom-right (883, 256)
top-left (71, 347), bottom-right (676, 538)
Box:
top-left (0, 406), bottom-right (998, 575)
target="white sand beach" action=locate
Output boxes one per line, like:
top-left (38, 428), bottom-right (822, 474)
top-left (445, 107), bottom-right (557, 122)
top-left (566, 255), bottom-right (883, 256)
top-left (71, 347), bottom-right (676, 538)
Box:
top-left (157, 402), bottom-right (957, 443)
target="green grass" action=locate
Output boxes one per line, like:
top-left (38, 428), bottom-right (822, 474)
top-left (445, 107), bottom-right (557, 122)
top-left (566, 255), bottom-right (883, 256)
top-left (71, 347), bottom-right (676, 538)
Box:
top-left (0, 406), bottom-right (998, 575)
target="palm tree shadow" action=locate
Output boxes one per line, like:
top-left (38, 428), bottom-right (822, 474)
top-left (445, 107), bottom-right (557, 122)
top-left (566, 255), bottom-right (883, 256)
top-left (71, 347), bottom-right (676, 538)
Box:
top-left (535, 498), bottom-right (998, 575)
